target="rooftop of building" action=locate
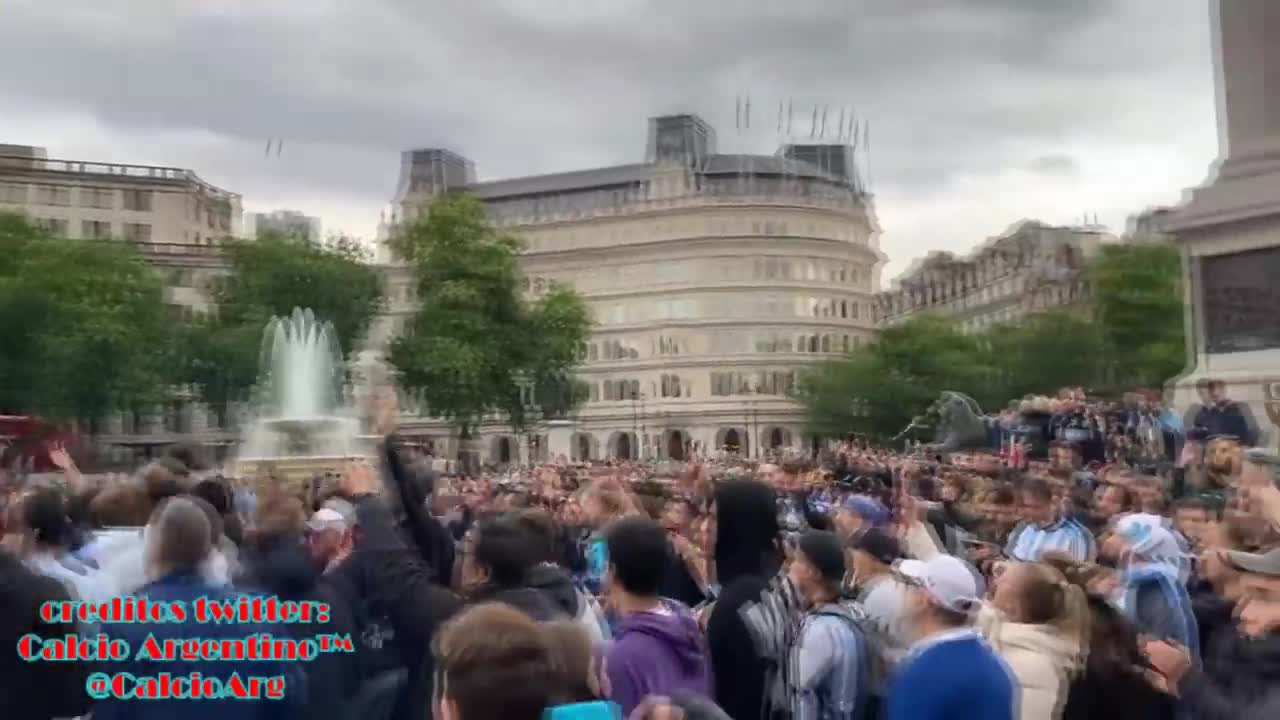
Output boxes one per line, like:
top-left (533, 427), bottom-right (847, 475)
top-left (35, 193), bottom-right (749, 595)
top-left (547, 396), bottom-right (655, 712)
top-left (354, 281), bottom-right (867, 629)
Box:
top-left (0, 144), bottom-right (240, 201)
top-left (885, 218), bottom-right (1109, 290)
top-left (397, 113), bottom-right (867, 204)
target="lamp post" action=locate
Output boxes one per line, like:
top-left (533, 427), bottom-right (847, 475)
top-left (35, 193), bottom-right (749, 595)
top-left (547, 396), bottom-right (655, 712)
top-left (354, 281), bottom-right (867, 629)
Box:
top-left (639, 392), bottom-right (648, 460)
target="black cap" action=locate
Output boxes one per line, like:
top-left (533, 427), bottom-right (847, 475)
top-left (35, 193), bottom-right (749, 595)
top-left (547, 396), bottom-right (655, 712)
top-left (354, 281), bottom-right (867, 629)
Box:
top-left (847, 527), bottom-right (902, 566)
top-left (797, 530), bottom-right (847, 584)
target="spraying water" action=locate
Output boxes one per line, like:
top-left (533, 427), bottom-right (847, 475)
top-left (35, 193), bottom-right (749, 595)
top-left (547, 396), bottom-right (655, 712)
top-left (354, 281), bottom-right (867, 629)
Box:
top-left (239, 307), bottom-right (362, 459)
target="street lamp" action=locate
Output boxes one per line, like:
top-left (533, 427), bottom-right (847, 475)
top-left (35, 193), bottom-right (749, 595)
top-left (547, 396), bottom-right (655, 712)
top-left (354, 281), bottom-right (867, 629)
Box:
top-left (742, 379), bottom-right (763, 460)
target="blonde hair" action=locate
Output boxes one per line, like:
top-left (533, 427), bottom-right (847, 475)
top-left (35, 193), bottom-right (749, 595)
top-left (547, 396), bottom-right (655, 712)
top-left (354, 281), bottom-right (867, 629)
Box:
top-left (1016, 562), bottom-right (1092, 670)
top-left (582, 478), bottom-right (631, 518)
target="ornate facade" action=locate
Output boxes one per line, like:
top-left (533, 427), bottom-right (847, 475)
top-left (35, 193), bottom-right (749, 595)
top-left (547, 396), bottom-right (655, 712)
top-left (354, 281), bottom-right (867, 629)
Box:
top-left (874, 220), bottom-right (1107, 333)
top-left (376, 114), bottom-right (884, 463)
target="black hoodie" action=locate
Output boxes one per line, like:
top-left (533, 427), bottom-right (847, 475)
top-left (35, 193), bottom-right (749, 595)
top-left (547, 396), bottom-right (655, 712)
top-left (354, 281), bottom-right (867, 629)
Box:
top-left (469, 563), bottom-right (581, 622)
top-left (706, 480), bottom-right (782, 720)
top-left (0, 549), bottom-right (93, 720)
top-left (236, 535), bottom-right (360, 720)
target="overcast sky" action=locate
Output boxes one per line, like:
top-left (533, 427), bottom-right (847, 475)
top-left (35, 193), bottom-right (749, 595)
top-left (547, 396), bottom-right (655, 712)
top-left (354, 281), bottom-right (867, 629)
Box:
top-left (0, 0), bottom-right (1220, 279)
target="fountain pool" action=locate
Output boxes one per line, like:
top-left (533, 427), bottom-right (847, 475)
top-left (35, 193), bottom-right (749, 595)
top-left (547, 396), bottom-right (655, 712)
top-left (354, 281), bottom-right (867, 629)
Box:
top-left (235, 308), bottom-right (374, 487)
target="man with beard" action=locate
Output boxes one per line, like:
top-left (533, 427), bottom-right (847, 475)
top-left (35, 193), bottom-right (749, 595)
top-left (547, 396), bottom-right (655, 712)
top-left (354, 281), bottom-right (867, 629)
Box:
top-left (887, 554), bottom-right (1014, 720)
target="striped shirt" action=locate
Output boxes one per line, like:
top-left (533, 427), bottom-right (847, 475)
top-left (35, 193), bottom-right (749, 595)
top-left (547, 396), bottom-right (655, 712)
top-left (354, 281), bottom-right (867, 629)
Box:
top-left (789, 605), bottom-right (870, 720)
top-left (1004, 518), bottom-right (1095, 562)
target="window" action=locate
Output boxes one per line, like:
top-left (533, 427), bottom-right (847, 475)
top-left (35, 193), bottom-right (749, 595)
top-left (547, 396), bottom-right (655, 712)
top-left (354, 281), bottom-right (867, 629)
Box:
top-left (81, 187), bottom-right (115, 209)
top-left (35, 185), bottom-right (72, 206)
top-left (37, 218), bottom-right (68, 236)
top-left (0, 182), bottom-right (27, 204)
top-left (660, 374), bottom-right (683, 398)
top-left (81, 220), bottom-right (112, 239)
top-left (122, 189), bottom-right (153, 212)
top-left (123, 222), bottom-right (152, 242)
top-left (603, 379), bottom-right (640, 401)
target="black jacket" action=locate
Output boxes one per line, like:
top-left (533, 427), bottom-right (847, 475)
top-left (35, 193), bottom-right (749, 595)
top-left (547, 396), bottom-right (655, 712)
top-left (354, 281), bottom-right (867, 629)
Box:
top-left (1063, 668), bottom-right (1176, 720)
top-left (347, 492), bottom-right (460, 720)
top-left (236, 536), bottom-right (360, 720)
top-left (0, 549), bottom-right (93, 720)
top-left (706, 480), bottom-right (782, 720)
top-left (1181, 622), bottom-right (1280, 720)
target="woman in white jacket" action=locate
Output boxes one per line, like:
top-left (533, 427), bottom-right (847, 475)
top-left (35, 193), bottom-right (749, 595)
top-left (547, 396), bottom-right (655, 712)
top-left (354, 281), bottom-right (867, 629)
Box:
top-left (982, 561), bottom-right (1091, 720)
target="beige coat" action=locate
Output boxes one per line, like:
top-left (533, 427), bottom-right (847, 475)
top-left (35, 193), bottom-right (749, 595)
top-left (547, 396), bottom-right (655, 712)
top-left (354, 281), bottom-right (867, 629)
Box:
top-left (979, 608), bottom-right (1082, 720)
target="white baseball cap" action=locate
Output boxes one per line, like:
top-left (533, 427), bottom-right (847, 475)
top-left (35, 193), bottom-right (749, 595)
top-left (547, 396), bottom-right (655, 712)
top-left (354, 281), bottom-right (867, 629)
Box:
top-left (307, 507), bottom-right (350, 533)
top-left (898, 555), bottom-right (982, 614)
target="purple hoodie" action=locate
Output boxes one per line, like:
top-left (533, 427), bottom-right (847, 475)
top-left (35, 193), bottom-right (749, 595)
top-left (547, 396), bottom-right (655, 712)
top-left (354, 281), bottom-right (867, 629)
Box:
top-left (606, 600), bottom-right (711, 716)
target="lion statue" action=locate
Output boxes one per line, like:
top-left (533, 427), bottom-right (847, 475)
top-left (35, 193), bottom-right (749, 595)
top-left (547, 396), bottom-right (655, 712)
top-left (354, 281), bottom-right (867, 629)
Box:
top-left (922, 391), bottom-right (992, 453)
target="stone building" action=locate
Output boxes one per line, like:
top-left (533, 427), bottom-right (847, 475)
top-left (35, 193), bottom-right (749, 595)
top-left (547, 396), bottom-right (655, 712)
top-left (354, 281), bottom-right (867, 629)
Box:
top-left (874, 220), bottom-right (1108, 333)
top-left (0, 144), bottom-right (243, 453)
top-left (246, 208), bottom-right (322, 244)
top-left (377, 113), bottom-right (884, 463)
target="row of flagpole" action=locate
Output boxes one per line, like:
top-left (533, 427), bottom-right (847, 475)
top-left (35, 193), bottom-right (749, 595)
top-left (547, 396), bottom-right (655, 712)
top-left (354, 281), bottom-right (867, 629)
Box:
top-left (735, 96), bottom-right (869, 150)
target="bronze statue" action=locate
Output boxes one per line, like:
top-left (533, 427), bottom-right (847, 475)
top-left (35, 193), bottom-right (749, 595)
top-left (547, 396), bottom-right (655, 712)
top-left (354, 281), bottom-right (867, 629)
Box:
top-left (922, 391), bottom-right (993, 453)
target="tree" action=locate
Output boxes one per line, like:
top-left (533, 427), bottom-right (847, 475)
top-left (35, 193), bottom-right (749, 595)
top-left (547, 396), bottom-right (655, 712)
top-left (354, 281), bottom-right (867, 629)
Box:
top-left (525, 286), bottom-right (594, 423)
top-left (979, 310), bottom-right (1106, 401)
top-left (0, 212), bottom-right (175, 421)
top-left (797, 314), bottom-right (988, 440)
top-left (1087, 239), bottom-right (1185, 389)
top-left (797, 239), bottom-right (1189, 441)
top-left (389, 195), bottom-right (593, 440)
top-left (179, 231), bottom-right (384, 419)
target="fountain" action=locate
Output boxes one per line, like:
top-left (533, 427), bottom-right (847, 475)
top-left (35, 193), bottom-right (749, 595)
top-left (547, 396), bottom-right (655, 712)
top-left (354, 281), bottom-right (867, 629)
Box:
top-left (235, 308), bottom-right (372, 488)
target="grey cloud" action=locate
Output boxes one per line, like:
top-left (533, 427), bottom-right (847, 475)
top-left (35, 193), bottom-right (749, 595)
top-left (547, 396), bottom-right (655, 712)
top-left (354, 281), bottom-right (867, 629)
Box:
top-left (1025, 153), bottom-right (1080, 176)
top-left (0, 0), bottom-right (1213, 247)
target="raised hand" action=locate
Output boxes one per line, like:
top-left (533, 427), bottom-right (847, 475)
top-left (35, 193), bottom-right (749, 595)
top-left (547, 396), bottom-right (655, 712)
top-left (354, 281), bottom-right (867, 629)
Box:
top-left (48, 442), bottom-right (75, 472)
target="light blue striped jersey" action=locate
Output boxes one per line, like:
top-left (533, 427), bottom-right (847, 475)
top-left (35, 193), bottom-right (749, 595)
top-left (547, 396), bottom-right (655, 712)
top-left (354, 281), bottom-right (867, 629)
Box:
top-left (1004, 518), bottom-right (1095, 562)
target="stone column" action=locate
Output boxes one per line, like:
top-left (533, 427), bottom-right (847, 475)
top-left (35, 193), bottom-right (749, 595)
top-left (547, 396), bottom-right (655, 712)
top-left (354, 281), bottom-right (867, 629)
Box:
top-left (1167, 0), bottom-right (1280, 447)
top-left (545, 420), bottom-right (575, 464)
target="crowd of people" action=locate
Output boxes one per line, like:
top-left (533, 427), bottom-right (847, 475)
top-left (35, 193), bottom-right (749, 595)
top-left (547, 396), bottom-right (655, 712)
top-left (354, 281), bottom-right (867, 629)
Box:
top-left (2, 386), bottom-right (1280, 720)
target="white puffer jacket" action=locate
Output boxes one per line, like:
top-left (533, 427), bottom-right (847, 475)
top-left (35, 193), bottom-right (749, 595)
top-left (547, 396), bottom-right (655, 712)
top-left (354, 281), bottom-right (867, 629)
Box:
top-left (979, 607), bottom-right (1082, 720)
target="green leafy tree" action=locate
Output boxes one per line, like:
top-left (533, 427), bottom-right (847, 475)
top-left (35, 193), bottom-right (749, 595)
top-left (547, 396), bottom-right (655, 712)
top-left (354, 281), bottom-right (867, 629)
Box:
top-left (980, 310), bottom-right (1106, 401)
top-left (799, 239), bottom-right (1189, 441)
top-left (0, 212), bottom-right (174, 421)
top-left (1087, 239), bottom-right (1185, 388)
top-left (526, 286), bottom-right (594, 422)
top-left (389, 195), bottom-right (593, 440)
top-left (179, 231), bottom-right (384, 419)
top-left (798, 314), bottom-right (988, 440)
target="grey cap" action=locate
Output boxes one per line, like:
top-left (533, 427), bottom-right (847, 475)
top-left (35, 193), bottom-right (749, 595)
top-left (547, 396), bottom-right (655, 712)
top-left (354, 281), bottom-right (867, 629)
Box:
top-left (1225, 545), bottom-right (1280, 577)
top-left (1244, 447), bottom-right (1280, 466)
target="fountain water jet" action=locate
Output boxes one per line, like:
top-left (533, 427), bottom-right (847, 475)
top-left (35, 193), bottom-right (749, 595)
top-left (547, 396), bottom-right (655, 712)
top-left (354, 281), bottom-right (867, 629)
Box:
top-left (235, 308), bottom-right (372, 485)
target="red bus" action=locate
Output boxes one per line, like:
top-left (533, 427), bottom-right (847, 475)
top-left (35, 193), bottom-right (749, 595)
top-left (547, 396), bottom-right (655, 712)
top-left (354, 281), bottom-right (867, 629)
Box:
top-left (0, 415), bottom-right (75, 473)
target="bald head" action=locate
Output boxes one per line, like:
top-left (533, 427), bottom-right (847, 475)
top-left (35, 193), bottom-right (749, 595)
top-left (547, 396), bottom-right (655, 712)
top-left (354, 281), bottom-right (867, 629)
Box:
top-left (145, 497), bottom-right (212, 580)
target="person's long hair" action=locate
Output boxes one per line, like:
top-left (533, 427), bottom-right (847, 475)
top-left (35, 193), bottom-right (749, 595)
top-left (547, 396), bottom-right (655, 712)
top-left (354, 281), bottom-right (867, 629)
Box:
top-left (1013, 562), bottom-right (1093, 667)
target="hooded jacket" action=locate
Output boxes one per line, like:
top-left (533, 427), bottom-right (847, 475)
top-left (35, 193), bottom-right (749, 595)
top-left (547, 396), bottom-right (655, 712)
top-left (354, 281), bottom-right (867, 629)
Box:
top-left (1, 549), bottom-right (93, 720)
top-left (527, 561), bottom-right (610, 642)
top-left (235, 534), bottom-right (361, 720)
top-left (980, 609), bottom-right (1082, 720)
top-left (606, 600), bottom-right (712, 716)
top-left (706, 480), bottom-right (783, 720)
